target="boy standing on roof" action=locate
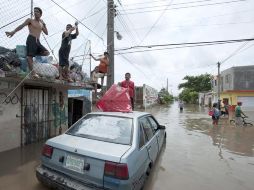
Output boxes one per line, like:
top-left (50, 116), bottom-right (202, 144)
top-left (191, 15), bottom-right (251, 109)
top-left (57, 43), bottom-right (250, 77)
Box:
top-left (5, 7), bottom-right (49, 79)
top-left (90, 52), bottom-right (109, 87)
top-left (58, 22), bottom-right (79, 82)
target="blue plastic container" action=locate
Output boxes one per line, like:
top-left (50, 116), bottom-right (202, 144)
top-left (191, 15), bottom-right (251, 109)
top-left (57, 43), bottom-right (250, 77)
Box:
top-left (19, 57), bottom-right (28, 72)
top-left (16, 45), bottom-right (27, 58)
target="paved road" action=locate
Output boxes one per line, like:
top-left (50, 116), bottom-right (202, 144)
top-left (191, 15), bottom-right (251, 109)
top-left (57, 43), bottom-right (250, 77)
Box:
top-left (0, 102), bottom-right (254, 190)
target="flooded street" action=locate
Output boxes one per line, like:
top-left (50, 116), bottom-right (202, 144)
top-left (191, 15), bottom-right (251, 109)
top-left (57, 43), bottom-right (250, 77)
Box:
top-left (1, 102), bottom-right (254, 190)
top-left (143, 102), bottom-right (254, 190)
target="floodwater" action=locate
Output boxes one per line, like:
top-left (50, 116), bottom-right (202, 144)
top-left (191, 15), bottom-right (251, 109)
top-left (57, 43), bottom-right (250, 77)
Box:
top-left (0, 102), bottom-right (254, 190)
top-left (143, 102), bottom-right (254, 190)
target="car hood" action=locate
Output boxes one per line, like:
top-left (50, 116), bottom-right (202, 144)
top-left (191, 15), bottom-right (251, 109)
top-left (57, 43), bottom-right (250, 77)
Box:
top-left (46, 134), bottom-right (131, 162)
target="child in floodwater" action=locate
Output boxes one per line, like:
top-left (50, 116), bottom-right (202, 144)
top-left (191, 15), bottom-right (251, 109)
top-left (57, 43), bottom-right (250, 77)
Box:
top-left (211, 103), bottom-right (220, 125)
top-left (179, 101), bottom-right (184, 112)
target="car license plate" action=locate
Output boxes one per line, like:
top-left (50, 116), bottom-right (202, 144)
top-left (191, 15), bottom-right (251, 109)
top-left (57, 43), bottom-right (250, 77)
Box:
top-left (65, 155), bottom-right (84, 173)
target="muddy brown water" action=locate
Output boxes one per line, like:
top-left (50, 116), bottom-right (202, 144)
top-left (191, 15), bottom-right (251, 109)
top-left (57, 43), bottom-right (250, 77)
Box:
top-left (0, 102), bottom-right (254, 190)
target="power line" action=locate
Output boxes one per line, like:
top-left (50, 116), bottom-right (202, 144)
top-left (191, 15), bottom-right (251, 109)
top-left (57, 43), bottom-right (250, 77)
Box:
top-left (115, 38), bottom-right (254, 54)
top-left (49, 0), bottom-right (104, 41)
top-left (220, 41), bottom-right (250, 64)
top-left (116, 38), bottom-right (254, 51)
top-left (116, 8), bottom-right (162, 80)
top-left (139, 0), bottom-right (174, 44)
top-left (122, 0), bottom-right (215, 6)
top-left (80, 0), bottom-right (105, 21)
top-left (119, 0), bottom-right (247, 15)
top-left (117, 9), bottom-right (253, 32)
top-left (0, 13), bottom-right (30, 30)
top-left (121, 0), bottom-right (226, 10)
top-left (119, 54), bottom-right (150, 79)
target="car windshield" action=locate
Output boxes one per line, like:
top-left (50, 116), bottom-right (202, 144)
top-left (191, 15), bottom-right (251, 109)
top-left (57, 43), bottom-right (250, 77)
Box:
top-left (66, 114), bottom-right (133, 145)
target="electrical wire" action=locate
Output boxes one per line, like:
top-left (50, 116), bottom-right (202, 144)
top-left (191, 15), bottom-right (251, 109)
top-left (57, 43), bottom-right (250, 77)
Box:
top-left (119, 0), bottom-right (247, 15)
top-left (120, 0), bottom-right (245, 11)
top-left (115, 38), bottom-right (254, 55)
top-left (119, 54), bottom-right (150, 79)
top-left (116, 38), bottom-right (254, 52)
top-left (139, 0), bottom-right (174, 45)
top-left (116, 8), bottom-right (164, 80)
top-left (122, 0), bottom-right (216, 6)
top-left (220, 41), bottom-right (250, 64)
top-left (0, 13), bottom-right (30, 30)
top-left (49, 0), bottom-right (104, 41)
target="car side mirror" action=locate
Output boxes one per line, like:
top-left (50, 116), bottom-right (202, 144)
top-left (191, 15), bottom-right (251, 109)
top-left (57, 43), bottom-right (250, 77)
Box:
top-left (158, 125), bottom-right (165, 130)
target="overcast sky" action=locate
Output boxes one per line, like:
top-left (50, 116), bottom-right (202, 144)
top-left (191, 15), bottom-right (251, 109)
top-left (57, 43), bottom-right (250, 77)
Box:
top-left (1, 0), bottom-right (254, 95)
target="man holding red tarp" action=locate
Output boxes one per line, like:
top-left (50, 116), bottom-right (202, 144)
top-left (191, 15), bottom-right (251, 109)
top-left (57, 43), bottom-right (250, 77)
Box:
top-left (96, 84), bottom-right (132, 112)
top-left (120, 73), bottom-right (135, 110)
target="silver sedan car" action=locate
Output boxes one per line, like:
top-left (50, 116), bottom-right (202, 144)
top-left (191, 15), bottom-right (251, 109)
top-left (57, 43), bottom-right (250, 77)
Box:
top-left (36, 111), bottom-right (166, 190)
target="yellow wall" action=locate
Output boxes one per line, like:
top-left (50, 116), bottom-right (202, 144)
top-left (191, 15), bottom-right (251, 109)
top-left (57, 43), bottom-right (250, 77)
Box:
top-left (220, 92), bottom-right (254, 105)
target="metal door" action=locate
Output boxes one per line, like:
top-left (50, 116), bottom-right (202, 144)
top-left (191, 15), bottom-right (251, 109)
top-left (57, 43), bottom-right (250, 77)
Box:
top-left (21, 87), bottom-right (50, 145)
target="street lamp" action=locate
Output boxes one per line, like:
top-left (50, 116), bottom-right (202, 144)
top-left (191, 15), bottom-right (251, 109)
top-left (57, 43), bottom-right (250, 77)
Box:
top-left (115, 31), bottom-right (122, 40)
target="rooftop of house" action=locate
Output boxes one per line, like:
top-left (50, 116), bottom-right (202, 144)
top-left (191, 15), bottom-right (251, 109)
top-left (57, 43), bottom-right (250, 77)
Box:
top-left (0, 75), bottom-right (94, 90)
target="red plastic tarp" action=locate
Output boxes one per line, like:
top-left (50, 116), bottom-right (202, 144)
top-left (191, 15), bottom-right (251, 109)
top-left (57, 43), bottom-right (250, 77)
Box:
top-left (96, 84), bottom-right (132, 112)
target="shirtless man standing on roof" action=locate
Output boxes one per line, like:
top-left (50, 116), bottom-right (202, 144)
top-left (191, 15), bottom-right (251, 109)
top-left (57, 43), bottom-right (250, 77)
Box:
top-left (5, 7), bottom-right (49, 78)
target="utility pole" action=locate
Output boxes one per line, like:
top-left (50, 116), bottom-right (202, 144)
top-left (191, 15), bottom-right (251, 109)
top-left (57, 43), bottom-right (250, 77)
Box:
top-left (217, 62), bottom-right (221, 109)
top-left (107, 0), bottom-right (115, 89)
top-left (166, 78), bottom-right (168, 92)
top-left (31, 0), bottom-right (33, 18)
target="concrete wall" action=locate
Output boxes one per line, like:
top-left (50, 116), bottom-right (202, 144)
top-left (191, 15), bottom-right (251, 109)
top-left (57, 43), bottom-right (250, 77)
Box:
top-left (143, 84), bottom-right (158, 108)
top-left (220, 66), bottom-right (254, 91)
top-left (221, 67), bottom-right (234, 91)
top-left (233, 66), bottom-right (254, 90)
top-left (50, 87), bottom-right (69, 136)
top-left (199, 92), bottom-right (213, 107)
top-left (0, 81), bottom-right (21, 152)
top-left (135, 86), bottom-right (143, 106)
top-left (0, 79), bottom-right (81, 152)
top-left (221, 91), bottom-right (254, 107)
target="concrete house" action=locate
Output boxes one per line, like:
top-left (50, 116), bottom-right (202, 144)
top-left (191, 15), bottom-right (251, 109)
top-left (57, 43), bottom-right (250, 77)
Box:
top-left (135, 84), bottom-right (158, 109)
top-left (0, 76), bottom-right (92, 152)
top-left (213, 65), bottom-right (254, 111)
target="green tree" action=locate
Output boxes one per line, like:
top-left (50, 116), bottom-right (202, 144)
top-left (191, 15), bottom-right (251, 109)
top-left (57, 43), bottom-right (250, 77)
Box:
top-left (158, 88), bottom-right (174, 104)
top-left (178, 74), bottom-right (212, 104)
top-left (178, 74), bottom-right (212, 92)
top-left (178, 89), bottom-right (198, 104)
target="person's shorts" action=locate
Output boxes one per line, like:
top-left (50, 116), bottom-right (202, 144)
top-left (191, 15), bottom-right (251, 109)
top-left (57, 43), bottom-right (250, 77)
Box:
top-left (94, 72), bottom-right (105, 79)
top-left (235, 117), bottom-right (242, 125)
top-left (26, 35), bottom-right (48, 57)
top-left (58, 49), bottom-right (70, 67)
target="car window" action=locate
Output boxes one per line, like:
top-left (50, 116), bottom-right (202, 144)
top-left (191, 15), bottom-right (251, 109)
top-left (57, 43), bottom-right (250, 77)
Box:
top-left (147, 116), bottom-right (158, 132)
top-left (139, 117), bottom-right (154, 141)
top-left (67, 115), bottom-right (133, 145)
top-left (139, 123), bottom-right (146, 148)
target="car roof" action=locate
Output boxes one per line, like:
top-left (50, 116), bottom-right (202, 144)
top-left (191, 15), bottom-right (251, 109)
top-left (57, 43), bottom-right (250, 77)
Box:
top-left (88, 111), bottom-right (151, 119)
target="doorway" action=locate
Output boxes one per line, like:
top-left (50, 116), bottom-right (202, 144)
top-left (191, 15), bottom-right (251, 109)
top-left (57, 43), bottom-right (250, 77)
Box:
top-left (68, 98), bottom-right (83, 127)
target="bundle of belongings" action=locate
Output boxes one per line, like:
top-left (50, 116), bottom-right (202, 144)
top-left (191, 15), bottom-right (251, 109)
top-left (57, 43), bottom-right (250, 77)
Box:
top-left (96, 84), bottom-right (132, 112)
top-left (0, 45), bottom-right (60, 79)
top-left (33, 55), bottom-right (59, 80)
top-left (0, 46), bottom-right (21, 76)
top-left (0, 45), bottom-right (89, 82)
top-left (69, 59), bottom-right (89, 82)
top-left (16, 45), bottom-right (60, 79)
